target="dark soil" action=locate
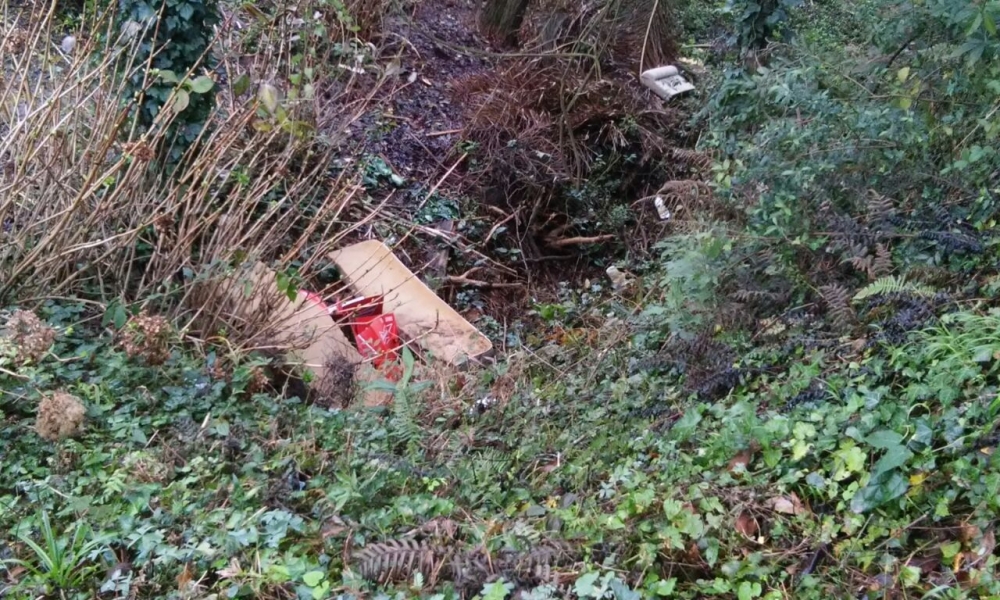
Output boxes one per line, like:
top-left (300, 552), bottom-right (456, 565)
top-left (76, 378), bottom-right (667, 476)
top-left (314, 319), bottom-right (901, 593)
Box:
top-left (365, 1), bottom-right (490, 182)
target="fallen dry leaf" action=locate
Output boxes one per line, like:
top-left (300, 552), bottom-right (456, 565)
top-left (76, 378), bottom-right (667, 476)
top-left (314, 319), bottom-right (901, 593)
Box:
top-left (685, 542), bottom-right (703, 564)
top-left (768, 493), bottom-right (809, 516)
top-left (735, 510), bottom-right (759, 538)
top-left (4, 564), bottom-right (26, 583)
top-left (958, 523), bottom-right (982, 545)
top-left (216, 558), bottom-right (241, 580)
top-left (728, 449), bottom-right (753, 474)
top-left (968, 529), bottom-right (996, 568)
top-left (906, 554), bottom-right (941, 575)
top-left (322, 516), bottom-right (349, 538)
top-left (176, 563), bottom-right (193, 590)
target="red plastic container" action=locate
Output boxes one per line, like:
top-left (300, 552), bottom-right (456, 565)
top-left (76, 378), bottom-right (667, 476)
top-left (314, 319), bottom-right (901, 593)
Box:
top-left (332, 295), bottom-right (402, 375)
top-left (302, 291), bottom-right (403, 380)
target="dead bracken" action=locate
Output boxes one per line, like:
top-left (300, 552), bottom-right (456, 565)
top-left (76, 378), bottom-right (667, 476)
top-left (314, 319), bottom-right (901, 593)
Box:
top-left (2, 309), bottom-right (56, 364)
top-left (120, 311), bottom-right (172, 366)
top-left (35, 391), bottom-right (86, 441)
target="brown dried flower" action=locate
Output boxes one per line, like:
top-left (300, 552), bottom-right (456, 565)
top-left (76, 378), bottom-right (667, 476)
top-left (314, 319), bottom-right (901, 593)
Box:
top-left (247, 365), bottom-right (271, 395)
top-left (35, 391), bottom-right (86, 441)
top-left (3, 309), bottom-right (56, 364)
top-left (120, 311), bottom-right (172, 366)
top-left (124, 141), bottom-right (155, 162)
top-left (121, 450), bottom-right (171, 483)
top-left (3, 28), bottom-right (28, 53)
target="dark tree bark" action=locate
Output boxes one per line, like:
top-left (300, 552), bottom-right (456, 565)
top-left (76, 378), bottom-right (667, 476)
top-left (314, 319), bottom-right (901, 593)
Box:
top-left (479, 0), bottom-right (532, 47)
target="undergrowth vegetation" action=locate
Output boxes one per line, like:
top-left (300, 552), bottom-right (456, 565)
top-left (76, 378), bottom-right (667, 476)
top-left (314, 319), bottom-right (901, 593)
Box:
top-left (4, 0), bottom-right (1000, 598)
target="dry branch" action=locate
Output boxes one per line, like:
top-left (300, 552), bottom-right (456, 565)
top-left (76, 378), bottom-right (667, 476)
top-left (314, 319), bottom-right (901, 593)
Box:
top-left (545, 234), bottom-right (616, 247)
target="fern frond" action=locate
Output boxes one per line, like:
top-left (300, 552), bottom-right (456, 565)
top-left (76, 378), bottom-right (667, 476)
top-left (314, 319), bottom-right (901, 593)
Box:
top-left (819, 284), bottom-right (856, 330)
top-left (450, 547), bottom-right (494, 591)
top-left (872, 243), bottom-right (892, 277)
top-left (853, 276), bottom-right (936, 302)
top-left (492, 541), bottom-right (577, 587)
top-left (404, 517), bottom-right (459, 542)
top-left (671, 148), bottom-right (713, 171)
top-left (848, 254), bottom-right (875, 280)
top-left (658, 179), bottom-right (711, 200)
top-left (731, 288), bottom-right (780, 303)
top-left (354, 539), bottom-right (450, 584)
top-left (865, 190), bottom-right (895, 220)
top-left (390, 387), bottom-right (422, 447)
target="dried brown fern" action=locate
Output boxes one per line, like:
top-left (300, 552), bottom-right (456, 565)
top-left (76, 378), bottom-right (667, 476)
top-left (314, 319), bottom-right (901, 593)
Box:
top-left (819, 284), bottom-right (856, 331)
top-left (672, 148), bottom-right (713, 172)
top-left (450, 547), bottom-right (496, 593)
top-left (849, 253), bottom-right (876, 280)
top-left (657, 179), bottom-right (712, 215)
top-left (503, 541), bottom-right (577, 587)
top-left (847, 242), bottom-right (892, 280)
top-left (865, 190), bottom-right (895, 221)
top-left (355, 535), bottom-right (578, 593)
top-left (872, 243), bottom-right (892, 277)
top-left (731, 288), bottom-right (782, 303)
top-left (404, 517), bottom-right (459, 543)
top-left (353, 539), bottom-right (450, 585)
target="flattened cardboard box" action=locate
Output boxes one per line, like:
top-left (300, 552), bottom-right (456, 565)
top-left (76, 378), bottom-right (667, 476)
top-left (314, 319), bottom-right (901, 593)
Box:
top-left (216, 243), bottom-right (492, 405)
top-left (215, 262), bottom-right (392, 406)
top-left (329, 240), bottom-right (493, 365)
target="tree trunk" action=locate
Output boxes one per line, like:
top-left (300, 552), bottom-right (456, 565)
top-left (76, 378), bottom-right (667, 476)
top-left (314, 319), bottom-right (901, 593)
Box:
top-left (479, 0), bottom-right (532, 47)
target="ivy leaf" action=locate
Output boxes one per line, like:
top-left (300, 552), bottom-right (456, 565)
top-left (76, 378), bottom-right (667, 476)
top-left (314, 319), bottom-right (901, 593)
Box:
top-left (738, 581), bottom-right (762, 600)
top-left (170, 89), bottom-right (190, 115)
top-left (232, 74), bottom-right (251, 96)
top-left (157, 69), bottom-right (179, 84)
top-left (574, 572), bottom-right (601, 598)
top-left (189, 75), bottom-right (214, 94)
top-left (481, 579), bottom-right (513, 600)
top-left (866, 430), bottom-right (903, 449)
top-left (649, 578), bottom-right (677, 596)
top-left (851, 470), bottom-right (909, 513)
top-left (259, 83), bottom-right (280, 114)
top-left (103, 300), bottom-right (128, 329)
top-left (302, 571), bottom-right (325, 587)
top-left (833, 445), bottom-right (866, 481)
top-left (872, 444), bottom-right (913, 477)
top-left (609, 578), bottom-right (641, 600)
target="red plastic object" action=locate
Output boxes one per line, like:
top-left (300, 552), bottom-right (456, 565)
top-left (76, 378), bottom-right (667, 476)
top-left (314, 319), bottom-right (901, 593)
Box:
top-left (353, 313), bottom-right (400, 367)
top-left (331, 294), bottom-right (402, 378)
top-left (301, 291), bottom-right (403, 379)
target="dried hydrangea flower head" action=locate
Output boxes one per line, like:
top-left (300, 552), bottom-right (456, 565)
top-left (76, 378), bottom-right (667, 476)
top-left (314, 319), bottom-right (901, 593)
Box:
top-left (2, 309), bottom-right (56, 364)
top-left (35, 391), bottom-right (86, 441)
top-left (119, 311), bottom-right (173, 366)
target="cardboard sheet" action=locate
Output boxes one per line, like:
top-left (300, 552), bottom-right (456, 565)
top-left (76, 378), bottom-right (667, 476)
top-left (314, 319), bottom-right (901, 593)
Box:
top-left (329, 240), bottom-right (493, 365)
top-left (215, 262), bottom-right (392, 406)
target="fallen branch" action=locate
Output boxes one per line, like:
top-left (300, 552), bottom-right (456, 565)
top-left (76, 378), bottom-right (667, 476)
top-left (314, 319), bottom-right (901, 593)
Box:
top-left (444, 267), bottom-right (522, 289)
top-left (0, 367), bottom-right (28, 380)
top-left (545, 234), bottom-right (615, 248)
top-left (417, 153), bottom-right (467, 211)
top-left (426, 128), bottom-right (463, 137)
top-left (444, 276), bottom-right (523, 288)
top-left (485, 211), bottom-right (518, 243)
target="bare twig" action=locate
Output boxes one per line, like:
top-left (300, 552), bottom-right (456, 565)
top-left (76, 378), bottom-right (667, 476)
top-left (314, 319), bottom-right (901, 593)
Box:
top-left (545, 234), bottom-right (616, 248)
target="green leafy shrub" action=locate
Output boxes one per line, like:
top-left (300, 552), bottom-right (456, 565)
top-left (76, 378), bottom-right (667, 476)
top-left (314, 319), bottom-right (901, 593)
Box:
top-left (118, 0), bottom-right (220, 163)
top-left (724, 0), bottom-right (802, 53)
